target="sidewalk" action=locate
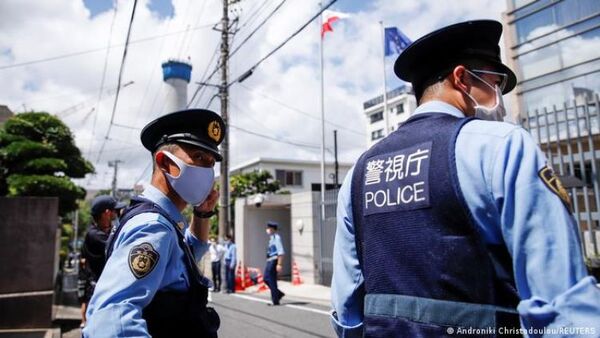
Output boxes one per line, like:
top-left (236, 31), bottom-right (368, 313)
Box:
top-left (240, 281), bottom-right (332, 308)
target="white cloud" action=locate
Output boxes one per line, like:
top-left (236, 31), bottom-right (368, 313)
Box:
top-left (0, 0), bottom-right (508, 191)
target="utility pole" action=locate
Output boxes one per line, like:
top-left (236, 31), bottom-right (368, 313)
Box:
top-left (218, 0), bottom-right (231, 240)
top-left (108, 160), bottom-right (122, 198)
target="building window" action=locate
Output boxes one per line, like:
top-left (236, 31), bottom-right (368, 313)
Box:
top-left (396, 103), bottom-right (404, 114)
top-left (371, 129), bottom-right (384, 141)
top-left (275, 169), bottom-right (303, 187)
top-left (370, 111), bottom-right (384, 123)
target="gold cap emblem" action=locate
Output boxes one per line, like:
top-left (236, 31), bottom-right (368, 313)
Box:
top-left (208, 120), bottom-right (221, 142)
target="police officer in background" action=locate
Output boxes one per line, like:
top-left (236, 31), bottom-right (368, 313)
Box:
top-left (264, 221), bottom-right (285, 306)
top-left (223, 234), bottom-right (237, 293)
top-left (209, 236), bottom-right (225, 292)
top-left (331, 20), bottom-right (600, 337)
top-left (79, 195), bottom-right (125, 327)
top-left (83, 109), bottom-right (225, 337)
top-left (82, 195), bottom-right (126, 281)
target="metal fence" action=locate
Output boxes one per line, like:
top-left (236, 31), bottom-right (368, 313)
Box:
top-left (519, 95), bottom-right (600, 260)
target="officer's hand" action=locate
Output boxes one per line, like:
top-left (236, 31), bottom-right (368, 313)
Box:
top-left (276, 264), bottom-right (282, 273)
top-left (196, 186), bottom-right (219, 213)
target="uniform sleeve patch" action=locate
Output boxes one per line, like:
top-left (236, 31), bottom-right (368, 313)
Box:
top-left (363, 141), bottom-right (432, 216)
top-left (129, 242), bottom-right (160, 279)
top-left (538, 165), bottom-right (572, 211)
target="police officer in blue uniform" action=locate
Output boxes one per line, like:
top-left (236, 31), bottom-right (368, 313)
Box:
top-left (83, 109), bottom-right (225, 338)
top-left (264, 221), bottom-right (285, 305)
top-left (223, 234), bottom-right (237, 293)
top-left (331, 20), bottom-right (600, 337)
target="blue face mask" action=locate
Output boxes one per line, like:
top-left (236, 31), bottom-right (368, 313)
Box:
top-left (161, 151), bottom-right (215, 206)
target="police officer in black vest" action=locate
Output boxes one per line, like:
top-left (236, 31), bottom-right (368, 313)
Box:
top-left (79, 195), bottom-right (125, 327)
top-left (331, 20), bottom-right (600, 337)
top-left (84, 109), bottom-right (225, 337)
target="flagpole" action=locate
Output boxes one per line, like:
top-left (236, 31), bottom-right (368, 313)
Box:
top-left (380, 21), bottom-right (390, 136)
top-left (318, 3), bottom-right (326, 285)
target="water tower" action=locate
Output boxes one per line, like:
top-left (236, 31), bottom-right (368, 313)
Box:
top-left (161, 59), bottom-right (192, 112)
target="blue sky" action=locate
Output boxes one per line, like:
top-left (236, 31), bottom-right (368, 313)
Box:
top-left (84, 0), bottom-right (367, 20)
top-left (84, 0), bottom-right (174, 18)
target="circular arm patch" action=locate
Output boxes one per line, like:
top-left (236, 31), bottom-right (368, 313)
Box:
top-left (129, 242), bottom-right (160, 279)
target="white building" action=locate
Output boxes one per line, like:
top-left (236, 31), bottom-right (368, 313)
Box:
top-left (364, 85), bottom-right (417, 148)
top-left (230, 157), bottom-right (352, 194)
top-left (231, 158), bottom-right (352, 285)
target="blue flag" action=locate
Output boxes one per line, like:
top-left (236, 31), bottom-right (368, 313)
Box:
top-left (384, 27), bottom-right (411, 57)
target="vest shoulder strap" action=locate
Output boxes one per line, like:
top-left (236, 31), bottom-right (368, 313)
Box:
top-left (106, 197), bottom-right (204, 286)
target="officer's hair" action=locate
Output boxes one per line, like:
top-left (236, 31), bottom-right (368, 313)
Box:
top-left (416, 59), bottom-right (493, 104)
top-left (151, 142), bottom-right (181, 174)
top-left (419, 81), bottom-right (446, 104)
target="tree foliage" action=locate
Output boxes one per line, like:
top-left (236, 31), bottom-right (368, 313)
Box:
top-left (230, 169), bottom-right (281, 198)
top-left (0, 112), bottom-right (94, 215)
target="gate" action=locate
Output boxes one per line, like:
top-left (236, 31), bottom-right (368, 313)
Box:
top-left (519, 96), bottom-right (600, 262)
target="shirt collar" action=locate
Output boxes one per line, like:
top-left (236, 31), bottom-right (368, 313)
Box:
top-left (141, 184), bottom-right (187, 227)
top-left (412, 100), bottom-right (466, 119)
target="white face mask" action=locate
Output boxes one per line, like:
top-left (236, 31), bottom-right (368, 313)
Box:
top-left (161, 151), bottom-right (215, 206)
top-left (462, 69), bottom-right (507, 122)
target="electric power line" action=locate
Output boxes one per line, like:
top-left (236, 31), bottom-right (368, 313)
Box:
top-left (237, 82), bottom-right (365, 137)
top-left (237, 0), bottom-right (269, 31)
top-left (88, 2), bottom-right (119, 158)
top-left (96, 0), bottom-right (139, 164)
top-left (0, 22), bottom-right (217, 70)
top-left (228, 0), bottom-right (337, 85)
top-left (228, 0), bottom-right (287, 59)
top-left (229, 125), bottom-right (321, 149)
top-left (188, 0), bottom-right (325, 108)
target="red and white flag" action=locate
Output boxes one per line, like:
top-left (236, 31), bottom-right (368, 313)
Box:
top-left (321, 10), bottom-right (350, 38)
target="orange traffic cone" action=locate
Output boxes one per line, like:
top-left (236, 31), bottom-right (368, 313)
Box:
top-left (235, 263), bottom-right (245, 291)
top-left (244, 265), bottom-right (252, 288)
top-left (292, 261), bottom-right (303, 285)
top-left (255, 269), bottom-right (269, 292)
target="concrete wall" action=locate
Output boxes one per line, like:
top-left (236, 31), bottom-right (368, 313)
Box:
top-left (0, 197), bottom-right (59, 329)
top-left (290, 191), bottom-right (321, 284)
top-left (235, 194), bottom-right (292, 277)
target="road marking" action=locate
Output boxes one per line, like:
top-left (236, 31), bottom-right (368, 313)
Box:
top-left (230, 294), bottom-right (331, 316)
top-left (284, 303), bottom-right (331, 316)
top-left (231, 293), bottom-right (271, 304)
top-left (0, 290), bottom-right (54, 299)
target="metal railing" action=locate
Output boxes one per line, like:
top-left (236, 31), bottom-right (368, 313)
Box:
top-left (520, 95), bottom-right (600, 260)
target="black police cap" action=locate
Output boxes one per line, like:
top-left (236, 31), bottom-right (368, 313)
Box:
top-left (140, 109), bottom-right (226, 161)
top-left (266, 221), bottom-right (279, 229)
top-left (394, 20), bottom-right (516, 95)
top-left (91, 195), bottom-right (126, 217)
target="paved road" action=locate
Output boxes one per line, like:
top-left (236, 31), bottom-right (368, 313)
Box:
top-left (212, 292), bottom-right (335, 338)
top-left (62, 292), bottom-right (335, 338)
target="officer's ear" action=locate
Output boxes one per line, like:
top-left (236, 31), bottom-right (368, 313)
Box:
top-left (155, 151), bottom-right (167, 172)
top-left (452, 65), bottom-right (470, 93)
top-left (155, 151), bottom-right (173, 173)
top-left (155, 151), bottom-right (181, 177)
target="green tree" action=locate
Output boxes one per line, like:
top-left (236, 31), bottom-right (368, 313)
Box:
top-left (0, 112), bottom-right (94, 216)
top-left (230, 169), bottom-right (281, 198)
